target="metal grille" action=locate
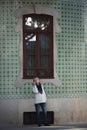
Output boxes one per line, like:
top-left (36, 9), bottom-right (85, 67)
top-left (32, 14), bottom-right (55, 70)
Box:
top-left (23, 111), bottom-right (54, 125)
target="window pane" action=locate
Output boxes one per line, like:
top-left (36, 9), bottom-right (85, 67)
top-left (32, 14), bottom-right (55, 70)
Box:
top-left (26, 56), bottom-right (36, 77)
top-left (39, 68), bottom-right (53, 77)
top-left (25, 33), bottom-right (36, 68)
top-left (24, 34), bottom-right (36, 77)
top-left (40, 56), bottom-right (49, 68)
top-left (26, 56), bottom-right (35, 69)
top-left (39, 34), bottom-right (50, 54)
top-left (39, 34), bottom-right (53, 77)
top-left (24, 15), bottom-right (50, 30)
top-left (39, 34), bottom-right (50, 68)
top-left (25, 34), bottom-right (36, 54)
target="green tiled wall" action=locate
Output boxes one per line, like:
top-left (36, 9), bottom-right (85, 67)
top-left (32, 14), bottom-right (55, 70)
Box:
top-left (0, 0), bottom-right (87, 99)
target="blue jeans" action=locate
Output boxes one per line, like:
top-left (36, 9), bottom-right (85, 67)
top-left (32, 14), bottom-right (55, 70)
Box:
top-left (35, 103), bottom-right (48, 126)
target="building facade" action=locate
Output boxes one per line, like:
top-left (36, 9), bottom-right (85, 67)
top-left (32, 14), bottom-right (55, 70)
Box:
top-left (0, 0), bottom-right (87, 126)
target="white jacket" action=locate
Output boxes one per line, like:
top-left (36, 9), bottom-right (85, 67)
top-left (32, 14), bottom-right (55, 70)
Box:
top-left (32, 84), bottom-right (47, 104)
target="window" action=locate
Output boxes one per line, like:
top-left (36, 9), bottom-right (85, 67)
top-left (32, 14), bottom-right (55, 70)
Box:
top-left (23, 14), bottom-right (53, 79)
top-left (14, 5), bottom-right (61, 87)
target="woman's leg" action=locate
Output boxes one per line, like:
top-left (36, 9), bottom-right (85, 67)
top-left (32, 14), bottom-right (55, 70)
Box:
top-left (40, 103), bottom-right (48, 125)
top-left (35, 104), bottom-right (41, 126)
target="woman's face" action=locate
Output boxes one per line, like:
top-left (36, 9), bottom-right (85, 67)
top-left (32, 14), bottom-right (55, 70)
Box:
top-left (33, 77), bottom-right (40, 84)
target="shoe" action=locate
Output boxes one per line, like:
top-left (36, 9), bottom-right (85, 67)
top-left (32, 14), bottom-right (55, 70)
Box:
top-left (44, 124), bottom-right (50, 126)
top-left (38, 124), bottom-right (41, 127)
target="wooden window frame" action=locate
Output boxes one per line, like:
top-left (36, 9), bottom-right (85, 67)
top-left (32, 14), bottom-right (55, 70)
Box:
top-left (23, 14), bottom-right (54, 79)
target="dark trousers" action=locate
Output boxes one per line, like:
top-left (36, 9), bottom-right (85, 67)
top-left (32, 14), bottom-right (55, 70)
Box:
top-left (35, 103), bottom-right (48, 126)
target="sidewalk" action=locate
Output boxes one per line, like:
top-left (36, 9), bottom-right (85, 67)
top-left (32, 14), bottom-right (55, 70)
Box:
top-left (1, 124), bottom-right (87, 130)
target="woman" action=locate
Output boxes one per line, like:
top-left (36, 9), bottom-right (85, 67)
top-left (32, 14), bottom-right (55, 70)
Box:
top-left (32, 77), bottom-right (49, 127)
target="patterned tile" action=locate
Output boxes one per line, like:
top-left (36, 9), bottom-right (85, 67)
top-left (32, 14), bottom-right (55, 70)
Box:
top-left (0, 0), bottom-right (86, 99)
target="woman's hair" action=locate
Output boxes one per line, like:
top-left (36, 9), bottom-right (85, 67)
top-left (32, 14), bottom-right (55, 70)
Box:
top-left (33, 77), bottom-right (39, 82)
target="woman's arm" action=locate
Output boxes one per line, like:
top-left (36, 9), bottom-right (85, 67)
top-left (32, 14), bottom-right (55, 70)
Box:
top-left (32, 85), bottom-right (38, 94)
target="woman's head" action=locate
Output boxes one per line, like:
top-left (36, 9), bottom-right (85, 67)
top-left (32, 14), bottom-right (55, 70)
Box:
top-left (33, 77), bottom-right (40, 84)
